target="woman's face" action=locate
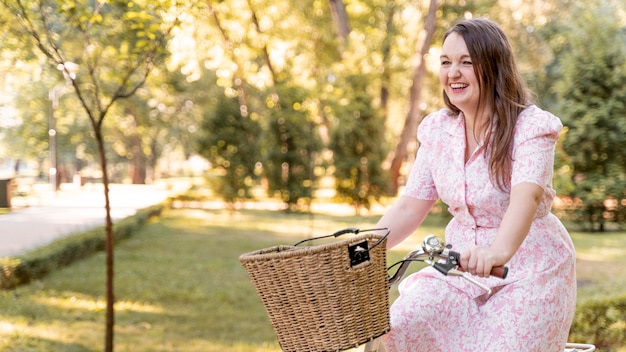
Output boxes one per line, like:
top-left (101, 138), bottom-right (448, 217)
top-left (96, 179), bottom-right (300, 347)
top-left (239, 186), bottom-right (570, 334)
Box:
top-left (439, 32), bottom-right (481, 116)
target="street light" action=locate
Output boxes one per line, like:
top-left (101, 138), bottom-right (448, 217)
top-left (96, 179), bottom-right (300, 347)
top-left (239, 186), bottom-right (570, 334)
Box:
top-left (48, 62), bottom-right (78, 195)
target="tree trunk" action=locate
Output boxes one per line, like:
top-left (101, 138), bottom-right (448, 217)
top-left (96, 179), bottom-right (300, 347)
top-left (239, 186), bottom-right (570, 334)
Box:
top-left (210, 3), bottom-right (256, 115)
top-left (130, 156), bottom-right (146, 184)
top-left (129, 112), bottom-right (146, 184)
top-left (380, 4), bottom-right (397, 118)
top-left (388, 0), bottom-right (438, 195)
top-left (95, 127), bottom-right (115, 352)
top-left (328, 0), bottom-right (350, 43)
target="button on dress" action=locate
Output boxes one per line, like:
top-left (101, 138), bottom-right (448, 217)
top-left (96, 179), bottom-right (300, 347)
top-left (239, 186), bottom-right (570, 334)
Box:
top-left (383, 105), bottom-right (577, 352)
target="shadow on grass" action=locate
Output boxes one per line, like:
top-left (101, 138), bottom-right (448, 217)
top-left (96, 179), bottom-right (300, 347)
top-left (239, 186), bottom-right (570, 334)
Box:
top-left (1, 337), bottom-right (94, 352)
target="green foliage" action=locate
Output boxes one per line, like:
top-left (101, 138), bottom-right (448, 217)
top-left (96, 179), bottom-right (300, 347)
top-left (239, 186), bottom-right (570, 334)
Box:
top-left (329, 74), bottom-right (389, 212)
top-left (197, 93), bottom-right (262, 204)
top-left (2, 0), bottom-right (626, 228)
top-left (0, 0), bottom-right (180, 184)
top-left (0, 204), bottom-right (164, 289)
top-left (569, 293), bottom-right (626, 351)
top-left (262, 85), bottom-right (321, 211)
top-left (545, 0), bottom-right (626, 229)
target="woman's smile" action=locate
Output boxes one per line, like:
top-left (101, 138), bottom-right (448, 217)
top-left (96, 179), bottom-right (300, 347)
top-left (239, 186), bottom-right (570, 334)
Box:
top-left (440, 32), bottom-right (481, 114)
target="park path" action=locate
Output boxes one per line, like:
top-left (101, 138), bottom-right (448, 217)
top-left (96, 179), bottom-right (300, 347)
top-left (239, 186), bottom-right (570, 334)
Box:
top-left (0, 182), bottom-right (183, 258)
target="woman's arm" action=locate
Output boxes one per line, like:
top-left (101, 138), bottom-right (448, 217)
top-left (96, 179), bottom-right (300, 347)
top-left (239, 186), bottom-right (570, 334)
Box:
top-left (461, 181), bottom-right (543, 277)
top-left (376, 196), bottom-right (437, 249)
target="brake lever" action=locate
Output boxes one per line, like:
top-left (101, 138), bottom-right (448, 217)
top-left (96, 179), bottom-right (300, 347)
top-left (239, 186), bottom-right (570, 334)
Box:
top-left (428, 250), bottom-right (493, 295)
top-left (388, 235), bottom-right (507, 295)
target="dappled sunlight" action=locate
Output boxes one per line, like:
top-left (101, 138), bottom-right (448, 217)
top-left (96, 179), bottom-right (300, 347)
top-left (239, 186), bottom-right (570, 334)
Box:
top-left (171, 198), bottom-right (390, 218)
top-left (574, 231), bottom-right (626, 301)
top-left (171, 208), bottom-right (325, 239)
top-left (32, 295), bottom-right (166, 315)
top-left (0, 317), bottom-right (95, 350)
top-left (0, 320), bottom-right (16, 337)
top-left (115, 325), bottom-right (282, 352)
top-left (572, 232), bottom-right (626, 262)
top-left (197, 341), bottom-right (280, 352)
top-left (576, 246), bottom-right (626, 262)
top-left (32, 294), bottom-right (106, 312)
top-left (173, 207), bottom-right (382, 236)
top-left (116, 300), bottom-right (166, 314)
top-left (173, 207), bottom-right (445, 251)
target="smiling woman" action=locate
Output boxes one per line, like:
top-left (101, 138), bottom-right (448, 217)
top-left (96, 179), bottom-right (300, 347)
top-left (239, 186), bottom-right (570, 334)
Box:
top-left (439, 33), bottom-right (481, 122)
top-left (374, 18), bottom-right (576, 352)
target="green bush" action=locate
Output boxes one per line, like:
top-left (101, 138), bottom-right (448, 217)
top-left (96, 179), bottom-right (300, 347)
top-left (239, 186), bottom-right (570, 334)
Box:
top-left (570, 293), bottom-right (626, 351)
top-left (0, 203), bottom-right (165, 290)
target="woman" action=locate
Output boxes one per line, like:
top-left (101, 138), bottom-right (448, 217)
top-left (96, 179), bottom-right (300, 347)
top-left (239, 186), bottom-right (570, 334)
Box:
top-left (376, 18), bottom-right (576, 351)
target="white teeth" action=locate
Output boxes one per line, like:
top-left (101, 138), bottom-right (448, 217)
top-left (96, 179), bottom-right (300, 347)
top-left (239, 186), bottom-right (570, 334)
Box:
top-left (451, 83), bottom-right (468, 89)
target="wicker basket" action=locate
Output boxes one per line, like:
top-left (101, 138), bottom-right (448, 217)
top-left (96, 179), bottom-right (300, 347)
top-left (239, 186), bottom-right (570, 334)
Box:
top-left (239, 228), bottom-right (390, 352)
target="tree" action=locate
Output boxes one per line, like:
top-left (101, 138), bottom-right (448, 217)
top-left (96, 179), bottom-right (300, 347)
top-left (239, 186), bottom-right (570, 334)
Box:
top-left (205, 0), bottom-right (330, 210)
top-left (197, 92), bottom-right (261, 207)
top-left (262, 85), bottom-right (321, 211)
top-left (1, 1), bottom-right (181, 350)
top-left (547, 0), bottom-right (626, 230)
top-left (329, 74), bottom-right (388, 213)
top-left (328, 0), bottom-right (350, 45)
top-left (106, 66), bottom-right (207, 184)
top-left (387, 0), bottom-right (438, 195)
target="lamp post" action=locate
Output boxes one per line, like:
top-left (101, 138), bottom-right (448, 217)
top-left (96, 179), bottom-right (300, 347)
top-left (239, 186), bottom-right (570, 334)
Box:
top-left (48, 62), bottom-right (78, 195)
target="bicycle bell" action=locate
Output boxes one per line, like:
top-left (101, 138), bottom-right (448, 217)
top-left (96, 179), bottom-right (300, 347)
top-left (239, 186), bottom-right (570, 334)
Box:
top-left (422, 235), bottom-right (445, 256)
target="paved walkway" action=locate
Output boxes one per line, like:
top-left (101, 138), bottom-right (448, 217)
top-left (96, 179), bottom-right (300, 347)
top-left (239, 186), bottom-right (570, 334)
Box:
top-left (0, 182), bottom-right (183, 258)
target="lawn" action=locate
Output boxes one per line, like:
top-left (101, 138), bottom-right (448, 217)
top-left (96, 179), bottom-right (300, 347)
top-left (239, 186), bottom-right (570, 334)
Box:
top-left (0, 207), bottom-right (624, 351)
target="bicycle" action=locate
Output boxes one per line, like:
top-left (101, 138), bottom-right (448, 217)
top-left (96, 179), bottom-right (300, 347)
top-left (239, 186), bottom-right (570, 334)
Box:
top-left (240, 227), bottom-right (596, 352)
top-left (362, 233), bottom-right (596, 352)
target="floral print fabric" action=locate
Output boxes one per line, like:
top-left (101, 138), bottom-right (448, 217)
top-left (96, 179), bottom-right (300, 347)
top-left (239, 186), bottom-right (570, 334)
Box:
top-left (383, 106), bottom-right (577, 351)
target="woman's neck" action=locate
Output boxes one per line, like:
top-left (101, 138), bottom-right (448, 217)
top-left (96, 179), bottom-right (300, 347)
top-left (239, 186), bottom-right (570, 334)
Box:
top-left (462, 109), bottom-right (489, 143)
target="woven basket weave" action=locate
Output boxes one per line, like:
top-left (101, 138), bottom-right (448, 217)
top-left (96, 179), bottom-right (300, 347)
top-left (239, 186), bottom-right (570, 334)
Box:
top-left (239, 230), bottom-right (390, 352)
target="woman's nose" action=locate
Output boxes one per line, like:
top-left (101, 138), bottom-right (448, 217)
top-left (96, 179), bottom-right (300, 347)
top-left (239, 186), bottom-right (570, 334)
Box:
top-left (448, 64), bottom-right (461, 78)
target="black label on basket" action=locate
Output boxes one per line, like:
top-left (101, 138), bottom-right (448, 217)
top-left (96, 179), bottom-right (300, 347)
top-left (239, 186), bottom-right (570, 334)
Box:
top-left (348, 241), bottom-right (370, 267)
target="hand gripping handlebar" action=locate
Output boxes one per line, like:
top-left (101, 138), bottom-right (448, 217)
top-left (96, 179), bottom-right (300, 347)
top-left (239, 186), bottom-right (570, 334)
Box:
top-left (387, 235), bottom-right (508, 295)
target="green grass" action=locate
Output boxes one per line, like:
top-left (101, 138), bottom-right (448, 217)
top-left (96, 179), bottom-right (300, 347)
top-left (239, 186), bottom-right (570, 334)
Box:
top-left (0, 207), bottom-right (624, 351)
top-left (571, 230), bottom-right (626, 303)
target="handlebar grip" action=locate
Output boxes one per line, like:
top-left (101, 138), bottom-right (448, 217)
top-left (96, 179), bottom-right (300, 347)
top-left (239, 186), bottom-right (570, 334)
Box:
top-left (458, 264), bottom-right (508, 279)
top-left (490, 265), bottom-right (508, 279)
top-left (448, 251), bottom-right (509, 279)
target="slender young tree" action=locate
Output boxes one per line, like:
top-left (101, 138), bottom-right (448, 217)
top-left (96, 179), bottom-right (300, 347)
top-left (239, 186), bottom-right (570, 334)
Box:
top-left (1, 1), bottom-right (181, 350)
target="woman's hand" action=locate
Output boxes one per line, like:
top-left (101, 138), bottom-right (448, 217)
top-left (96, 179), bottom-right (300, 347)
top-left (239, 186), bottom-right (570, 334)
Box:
top-left (460, 246), bottom-right (507, 278)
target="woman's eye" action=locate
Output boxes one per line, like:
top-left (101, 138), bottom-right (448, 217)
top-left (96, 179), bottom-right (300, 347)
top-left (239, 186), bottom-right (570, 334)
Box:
top-left (463, 61), bottom-right (473, 65)
top-left (441, 61), bottom-right (451, 65)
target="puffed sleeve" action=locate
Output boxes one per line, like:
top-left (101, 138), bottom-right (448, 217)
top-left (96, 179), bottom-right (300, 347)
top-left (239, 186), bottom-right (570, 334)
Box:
top-left (400, 110), bottom-right (444, 200)
top-left (510, 106), bottom-right (563, 188)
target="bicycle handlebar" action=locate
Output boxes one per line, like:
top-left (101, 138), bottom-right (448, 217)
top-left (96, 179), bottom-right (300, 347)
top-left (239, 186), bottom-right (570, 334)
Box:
top-left (387, 235), bottom-right (508, 295)
top-left (295, 228), bottom-right (508, 295)
top-left (444, 250), bottom-right (509, 279)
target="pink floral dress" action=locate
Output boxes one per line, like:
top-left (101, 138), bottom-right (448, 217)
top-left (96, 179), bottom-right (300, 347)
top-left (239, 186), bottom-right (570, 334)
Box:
top-left (383, 105), bottom-right (577, 352)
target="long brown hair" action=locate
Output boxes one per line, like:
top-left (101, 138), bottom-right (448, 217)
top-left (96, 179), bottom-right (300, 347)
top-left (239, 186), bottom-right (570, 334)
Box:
top-left (442, 18), bottom-right (534, 191)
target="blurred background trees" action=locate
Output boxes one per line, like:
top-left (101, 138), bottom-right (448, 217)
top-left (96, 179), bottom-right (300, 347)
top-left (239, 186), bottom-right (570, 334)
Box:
top-left (544, 0), bottom-right (626, 230)
top-left (0, 0), bottom-right (624, 229)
